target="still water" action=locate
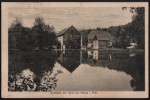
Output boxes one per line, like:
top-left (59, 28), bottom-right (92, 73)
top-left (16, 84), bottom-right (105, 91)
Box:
top-left (8, 50), bottom-right (145, 91)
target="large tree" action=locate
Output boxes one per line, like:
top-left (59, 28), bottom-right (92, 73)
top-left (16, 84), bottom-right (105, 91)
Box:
top-left (8, 18), bottom-right (24, 49)
top-left (32, 17), bottom-right (58, 50)
top-left (123, 7), bottom-right (145, 49)
top-left (9, 17), bottom-right (58, 50)
top-left (9, 18), bottom-right (33, 50)
top-left (108, 7), bottom-right (145, 49)
top-left (17, 27), bottom-right (33, 50)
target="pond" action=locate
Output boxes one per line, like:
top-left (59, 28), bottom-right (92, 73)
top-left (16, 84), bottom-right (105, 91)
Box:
top-left (8, 50), bottom-right (145, 91)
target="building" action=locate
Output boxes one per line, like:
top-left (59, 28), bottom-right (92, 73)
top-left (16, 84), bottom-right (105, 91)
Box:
top-left (57, 25), bottom-right (81, 50)
top-left (87, 29), bottom-right (116, 49)
top-left (79, 30), bottom-right (89, 49)
top-left (93, 35), bottom-right (99, 49)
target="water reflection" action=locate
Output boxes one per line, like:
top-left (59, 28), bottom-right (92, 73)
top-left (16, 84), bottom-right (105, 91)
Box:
top-left (8, 50), bottom-right (62, 91)
top-left (81, 50), bottom-right (145, 91)
top-left (54, 63), bottom-right (133, 91)
top-left (57, 50), bottom-right (80, 73)
top-left (9, 50), bottom-right (145, 91)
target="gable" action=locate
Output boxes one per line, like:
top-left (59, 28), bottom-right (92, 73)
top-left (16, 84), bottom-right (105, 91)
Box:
top-left (57, 25), bottom-right (80, 37)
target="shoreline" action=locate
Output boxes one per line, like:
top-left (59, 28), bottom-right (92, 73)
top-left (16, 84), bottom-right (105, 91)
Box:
top-left (9, 48), bottom-right (145, 53)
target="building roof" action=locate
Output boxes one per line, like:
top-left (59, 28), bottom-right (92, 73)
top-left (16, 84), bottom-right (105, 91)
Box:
top-left (56, 25), bottom-right (79, 37)
top-left (88, 30), bottom-right (115, 41)
top-left (57, 29), bottom-right (67, 37)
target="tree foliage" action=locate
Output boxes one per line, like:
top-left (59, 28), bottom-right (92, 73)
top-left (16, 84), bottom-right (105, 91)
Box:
top-left (9, 18), bottom-right (26, 49)
top-left (131, 7), bottom-right (145, 49)
top-left (108, 7), bottom-right (145, 49)
top-left (9, 17), bottom-right (59, 50)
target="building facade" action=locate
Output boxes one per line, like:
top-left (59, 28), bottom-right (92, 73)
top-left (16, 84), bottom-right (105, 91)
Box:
top-left (57, 26), bottom-right (81, 50)
top-left (87, 30), bottom-right (116, 49)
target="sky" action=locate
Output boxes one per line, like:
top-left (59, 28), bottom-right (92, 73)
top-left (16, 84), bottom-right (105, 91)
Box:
top-left (8, 7), bottom-right (133, 32)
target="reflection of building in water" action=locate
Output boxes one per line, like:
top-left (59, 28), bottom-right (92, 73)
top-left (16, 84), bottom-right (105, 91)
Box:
top-left (87, 51), bottom-right (111, 61)
top-left (81, 52), bottom-right (145, 91)
top-left (80, 51), bottom-right (82, 63)
top-left (109, 54), bottom-right (112, 60)
top-left (56, 50), bottom-right (80, 73)
top-left (92, 50), bottom-right (99, 64)
top-left (58, 50), bottom-right (102, 67)
top-left (82, 50), bottom-right (111, 65)
top-left (87, 50), bottom-right (92, 59)
top-left (57, 51), bottom-right (136, 73)
top-left (63, 50), bottom-right (65, 54)
top-left (93, 50), bottom-right (98, 60)
top-left (9, 50), bottom-right (145, 91)
top-left (56, 51), bottom-right (145, 91)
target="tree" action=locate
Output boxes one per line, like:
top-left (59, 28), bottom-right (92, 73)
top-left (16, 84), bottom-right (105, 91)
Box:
top-left (17, 27), bottom-right (33, 50)
top-left (110, 7), bottom-right (145, 49)
top-left (132, 7), bottom-right (145, 49)
top-left (8, 18), bottom-right (24, 49)
top-left (9, 17), bottom-right (59, 50)
top-left (32, 17), bottom-right (58, 50)
top-left (9, 18), bottom-right (34, 50)
top-left (123, 7), bottom-right (145, 49)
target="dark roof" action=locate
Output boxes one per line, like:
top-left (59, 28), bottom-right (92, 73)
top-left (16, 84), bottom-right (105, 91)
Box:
top-left (88, 30), bottom-right (115, 41)
top-left (57, 29), bottom-right (67, 37)
top-left (57, 25), bottom-right (79, 37)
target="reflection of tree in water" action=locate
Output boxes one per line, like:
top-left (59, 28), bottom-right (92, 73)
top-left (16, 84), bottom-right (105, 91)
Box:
top-left (9, 50), bottom-right (58, 73)
top-left (129, 54), bottom-right (145, 91)
top-left (9, 50), bottom-right (145, 91)
top-left (82, 51), bottom-right (145, 91)
top-left (8, 50), bottom-right (63, 91)
top-left (8, 69), bottom-right (62, 91)
top-left (107, 53), bottom-right (145, 91)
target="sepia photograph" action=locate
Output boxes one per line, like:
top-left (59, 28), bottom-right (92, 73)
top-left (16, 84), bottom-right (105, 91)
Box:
top-left (1, 2), bottom-right (149, 98)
